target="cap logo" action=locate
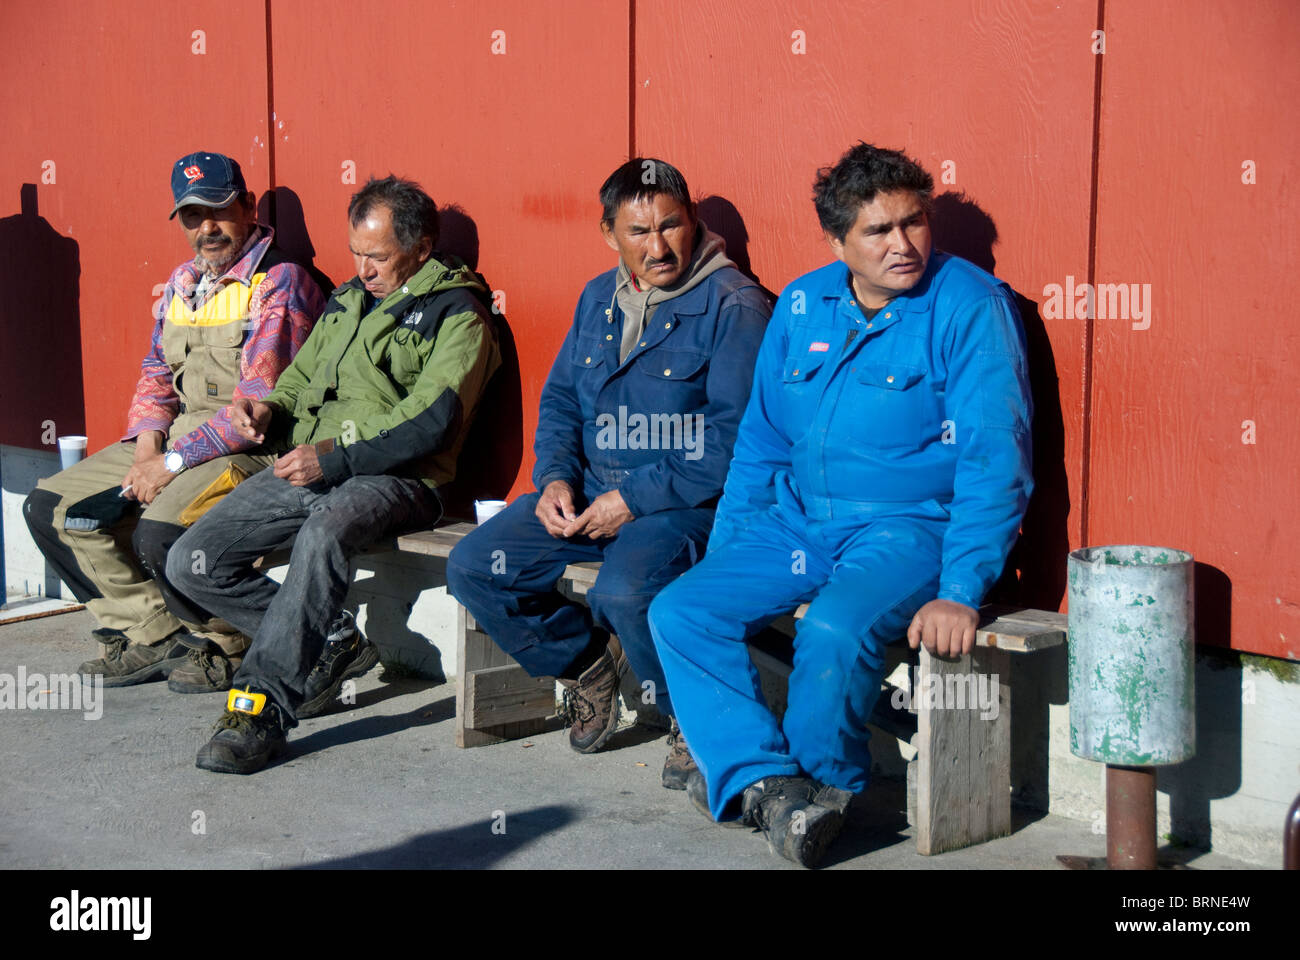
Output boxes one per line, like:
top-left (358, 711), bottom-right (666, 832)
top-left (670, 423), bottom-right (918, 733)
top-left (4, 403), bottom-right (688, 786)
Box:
top-left (184, 165), bottom-right (204, 184)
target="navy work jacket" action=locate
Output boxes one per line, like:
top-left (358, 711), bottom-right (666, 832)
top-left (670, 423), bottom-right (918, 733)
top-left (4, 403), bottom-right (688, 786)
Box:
top-left (533, 265), bottom-right (771, 517)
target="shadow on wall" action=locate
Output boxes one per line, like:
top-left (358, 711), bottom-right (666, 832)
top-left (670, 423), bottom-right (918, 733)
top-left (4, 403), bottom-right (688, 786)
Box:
top-left (1158, 564), bottom-right (1239, 851)
top-left (434, 204), bottom-right (522, 521)
top-left (0, 184), bottom-right (85, 450)
top-left (930, 191), bottom-right (1071, 819)
top-left (439, 203), bottom-right (479, 271)
top-left (931, 191), bottom-right (1070, 613)
top-left (698, 195), bottom-right (778, 306)
top-left (258, 187), bottom-right (335, 297)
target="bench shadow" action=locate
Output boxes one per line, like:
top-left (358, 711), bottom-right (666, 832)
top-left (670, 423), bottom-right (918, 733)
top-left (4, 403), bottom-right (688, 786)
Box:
top-left (604, 721), bottom-right (671, 751)
top-left (302, 674), bottom-right (444, 719)
top-left (295, 803), bottom-right (579, 869)
top-left (286, 695), bottom-right (456, 758)
top-left (820, 777), bottom-right (912, 866)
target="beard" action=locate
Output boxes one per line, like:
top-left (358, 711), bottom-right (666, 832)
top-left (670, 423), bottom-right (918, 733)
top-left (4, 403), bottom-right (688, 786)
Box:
top-left (195, 234), bottom-right (242, 274)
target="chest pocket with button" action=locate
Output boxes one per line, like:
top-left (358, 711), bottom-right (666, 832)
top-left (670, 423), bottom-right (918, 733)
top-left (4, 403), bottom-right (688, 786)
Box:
top-left (844, 362), bottom-right (936, 450)
top-left (386, 328), bottom-right (426, 391)
top-left (635, 347), bottom-right (708, 413)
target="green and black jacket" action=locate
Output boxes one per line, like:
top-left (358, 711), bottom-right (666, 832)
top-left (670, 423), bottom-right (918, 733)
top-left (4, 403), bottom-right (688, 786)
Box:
top-left (264, 254), bottom-right (501, 490)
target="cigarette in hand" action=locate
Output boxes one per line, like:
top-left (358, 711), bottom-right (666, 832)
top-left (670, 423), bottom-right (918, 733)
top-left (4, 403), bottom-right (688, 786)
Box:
top-left (120, 485), bottom-right (133, 497)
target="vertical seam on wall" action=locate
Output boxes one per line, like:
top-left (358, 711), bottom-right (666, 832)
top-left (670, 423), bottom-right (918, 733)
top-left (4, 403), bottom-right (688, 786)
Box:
top-left (628, 0), bottom-right (636, 159)
top-left (264, 0), bottom-right (277, 225)
top-left (1081, 0), bottom-right (1106, 548)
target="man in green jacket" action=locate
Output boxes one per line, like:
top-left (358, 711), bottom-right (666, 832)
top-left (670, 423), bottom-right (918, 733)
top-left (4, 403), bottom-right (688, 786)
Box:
top-left (169, 176), bottom-right (501, 774)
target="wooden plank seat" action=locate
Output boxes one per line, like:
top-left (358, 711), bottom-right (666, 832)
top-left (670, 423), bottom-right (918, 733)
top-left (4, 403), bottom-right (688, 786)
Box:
top-left (395, 522), bottom-right (1066, 854)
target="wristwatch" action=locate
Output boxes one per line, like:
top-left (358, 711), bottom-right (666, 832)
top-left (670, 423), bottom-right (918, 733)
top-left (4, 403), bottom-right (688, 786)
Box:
top-left (164, 450), bottom-right (185, 474)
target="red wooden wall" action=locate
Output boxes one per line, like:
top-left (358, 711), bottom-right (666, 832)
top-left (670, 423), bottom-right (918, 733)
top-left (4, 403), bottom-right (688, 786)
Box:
top-left (1, 0), bottom-right (1295, 659)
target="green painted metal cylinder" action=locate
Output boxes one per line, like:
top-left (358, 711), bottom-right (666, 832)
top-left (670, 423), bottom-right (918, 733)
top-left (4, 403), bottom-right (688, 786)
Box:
top-left (1067, 545), bottom-right (1196, 765)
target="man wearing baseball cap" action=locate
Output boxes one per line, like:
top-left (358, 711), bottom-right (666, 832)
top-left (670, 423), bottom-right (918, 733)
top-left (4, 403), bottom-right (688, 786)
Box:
top-left (23, 150), bottom-right (326, 692)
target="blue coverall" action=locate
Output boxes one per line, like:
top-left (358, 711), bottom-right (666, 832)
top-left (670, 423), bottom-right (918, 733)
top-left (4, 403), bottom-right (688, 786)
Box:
top-left (446, 262), bottom-right (770, 709)
top-left (648, 252), bottom-right (1034, 819)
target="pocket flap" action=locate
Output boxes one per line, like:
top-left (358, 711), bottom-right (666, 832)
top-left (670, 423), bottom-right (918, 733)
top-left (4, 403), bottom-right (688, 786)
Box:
top-left (643, 349), bottom-right (707, 380)
top-left (782, 353), bottom-right (827, 382)
top-left (856, 363), bottom-right (925, 390)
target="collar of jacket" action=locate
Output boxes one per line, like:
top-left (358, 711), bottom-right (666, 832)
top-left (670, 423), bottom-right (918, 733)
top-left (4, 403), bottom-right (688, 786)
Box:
top-left (336, 252), bottom-right (484, 316)
top-left (181, 225), bottom-right (276, 290)
top-left (818, 250), bottom-right (947, 323)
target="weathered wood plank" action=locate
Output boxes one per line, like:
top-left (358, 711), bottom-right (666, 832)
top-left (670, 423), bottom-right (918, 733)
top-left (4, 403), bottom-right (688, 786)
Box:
top-left (966, 646), bottom-right (1012, 846)
top-left (465, 664), bottom-right (557, 728)
top-left (395, 522), bottom-right (477, 558)
top-left (915, 647), bottom-right (971, 855)
top-left (766, 602), bottom-right (1064, 652)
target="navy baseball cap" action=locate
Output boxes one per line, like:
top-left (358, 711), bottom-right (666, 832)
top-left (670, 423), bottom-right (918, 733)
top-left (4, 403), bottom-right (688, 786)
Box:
top-left (169, 151), bottom-right (247, 218)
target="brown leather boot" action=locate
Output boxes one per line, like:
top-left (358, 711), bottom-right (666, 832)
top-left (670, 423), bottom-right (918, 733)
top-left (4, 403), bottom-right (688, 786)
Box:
top-left (78, 634), bottom-right (187, 687)
top-left (661, 716), bottom-right (699, 790)
top-left (557, 634), bottom-right (628, 754)
top-left (167, 632), bottom-right (250, 694)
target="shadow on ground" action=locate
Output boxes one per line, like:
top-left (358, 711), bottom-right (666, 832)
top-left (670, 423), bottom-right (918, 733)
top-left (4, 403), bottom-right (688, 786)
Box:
top-left (298, 804), bottom-right (579, 868)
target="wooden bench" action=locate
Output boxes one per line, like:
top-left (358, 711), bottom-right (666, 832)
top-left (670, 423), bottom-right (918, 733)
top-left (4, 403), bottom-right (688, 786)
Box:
top-left (394, 521), bottom-right (1065, 855)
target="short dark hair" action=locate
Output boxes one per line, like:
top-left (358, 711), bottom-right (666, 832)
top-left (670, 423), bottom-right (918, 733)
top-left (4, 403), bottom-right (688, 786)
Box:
top-left (813, 143), bottom-right (934, 241)
top-left (348, 175), bottom-right (439, 251)
top-left (598, 158), bottom-right (695, 224)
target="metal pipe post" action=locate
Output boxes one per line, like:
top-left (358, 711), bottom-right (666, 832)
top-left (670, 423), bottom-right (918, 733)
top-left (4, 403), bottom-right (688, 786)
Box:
top-left (1107, 764), bottom-right (1157, 869)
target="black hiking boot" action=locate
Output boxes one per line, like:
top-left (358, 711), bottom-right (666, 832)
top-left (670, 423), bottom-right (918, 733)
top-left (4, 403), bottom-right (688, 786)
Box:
top-left (195, 688), bottom-right (289, 775)
top-left (297, 612), bottom-right (379, 718)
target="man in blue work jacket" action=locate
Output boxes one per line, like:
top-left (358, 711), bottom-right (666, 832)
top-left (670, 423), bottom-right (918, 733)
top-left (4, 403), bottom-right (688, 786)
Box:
top-left (648, 142), bottom-right (1034, 867)
top-left (447, 158), bottom-right (771, 784)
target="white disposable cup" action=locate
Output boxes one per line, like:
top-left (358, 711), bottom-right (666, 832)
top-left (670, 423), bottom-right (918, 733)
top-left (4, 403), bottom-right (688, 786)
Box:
top-left (58, 435), bottom-right (88, 469)
top-left (474, 499), bottom-right (508, 524)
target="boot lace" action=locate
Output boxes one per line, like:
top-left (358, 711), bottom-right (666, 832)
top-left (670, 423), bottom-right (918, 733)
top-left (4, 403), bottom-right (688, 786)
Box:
top-left (558, 685), bottom-right (596, 726)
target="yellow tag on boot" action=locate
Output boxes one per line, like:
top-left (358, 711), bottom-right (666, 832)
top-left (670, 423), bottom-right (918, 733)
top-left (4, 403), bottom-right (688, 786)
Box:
top-left (227, 687), bottom-right (266, 715)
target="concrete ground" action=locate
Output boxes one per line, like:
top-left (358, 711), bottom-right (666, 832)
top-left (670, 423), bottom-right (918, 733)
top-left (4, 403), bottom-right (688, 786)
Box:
top-left (0, 610), bottom-right (1259, 871)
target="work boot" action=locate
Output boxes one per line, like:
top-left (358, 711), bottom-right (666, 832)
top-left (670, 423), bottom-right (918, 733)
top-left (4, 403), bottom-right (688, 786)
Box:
top-left (90, 626), bottom-right (128, 653)
top-left (557, 634), bottom-right (627, 754)
top-left (661, 717), bottom-right (698, 790)
top-left (167, 630), bottom-right (250, 694)
top-left (195, 688), bottom-right (289, 775)
top-left (167, 649), bottom-right (241, 694)
top-left (297, 612), bottom-right (379, 718)
top-left (685, 769), bottom-right (753, 828)
top-left (741, 776), bottom-right (853, 869)
top-left (78, 633), bottom-right (187, 687)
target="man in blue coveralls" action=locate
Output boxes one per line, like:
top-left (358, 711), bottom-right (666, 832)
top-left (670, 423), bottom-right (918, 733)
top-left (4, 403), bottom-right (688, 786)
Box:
top-left (446, 158), bottom-right (770, 784)
top-left (648, 142), bottom-right (1034, 867)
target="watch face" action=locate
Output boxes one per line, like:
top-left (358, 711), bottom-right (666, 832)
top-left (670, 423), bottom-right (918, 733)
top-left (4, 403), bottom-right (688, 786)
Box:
top-left (166, 452), bottom-right (184, 472)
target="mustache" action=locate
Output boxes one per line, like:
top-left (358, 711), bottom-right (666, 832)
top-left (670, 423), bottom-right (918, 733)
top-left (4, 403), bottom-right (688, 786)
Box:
top-left (645, 254), bottom-right (677, 268)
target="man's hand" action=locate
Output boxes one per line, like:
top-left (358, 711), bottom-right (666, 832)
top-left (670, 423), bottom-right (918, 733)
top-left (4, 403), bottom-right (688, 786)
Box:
top-left (907, 598), bottom-right (980, 658)
top-left (232, 397), bottom-right (275, 443)
top-left (273, 445), bottom-right (323, 487)
top-left (536, 480), bottom-right (579, 537)
top-left (563, 489), bottom-right (634, 540)
top-left (121, 455), bottom-right (175, 505)
top-left (121, 430), bottom-right (172, 505)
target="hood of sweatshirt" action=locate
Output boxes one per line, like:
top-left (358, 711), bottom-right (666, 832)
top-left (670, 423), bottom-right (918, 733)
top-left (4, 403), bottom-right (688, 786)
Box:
top-left (613, 219), bottom-right (735, 364)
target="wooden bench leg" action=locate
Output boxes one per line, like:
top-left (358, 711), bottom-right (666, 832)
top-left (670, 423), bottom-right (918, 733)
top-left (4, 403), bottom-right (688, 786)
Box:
top-left (454, 605), bottom-right (555, 748)
top-left (913, 645), bottom-right (1011, 854)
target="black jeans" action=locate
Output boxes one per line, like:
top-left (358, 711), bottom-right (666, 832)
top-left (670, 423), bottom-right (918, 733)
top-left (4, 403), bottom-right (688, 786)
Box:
top-left (167, 469), bottom-right (440, 722)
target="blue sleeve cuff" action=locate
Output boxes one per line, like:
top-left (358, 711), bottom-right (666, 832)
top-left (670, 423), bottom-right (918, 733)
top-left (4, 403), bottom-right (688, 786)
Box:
top-left (936, 583), bottom-right (981, 611)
